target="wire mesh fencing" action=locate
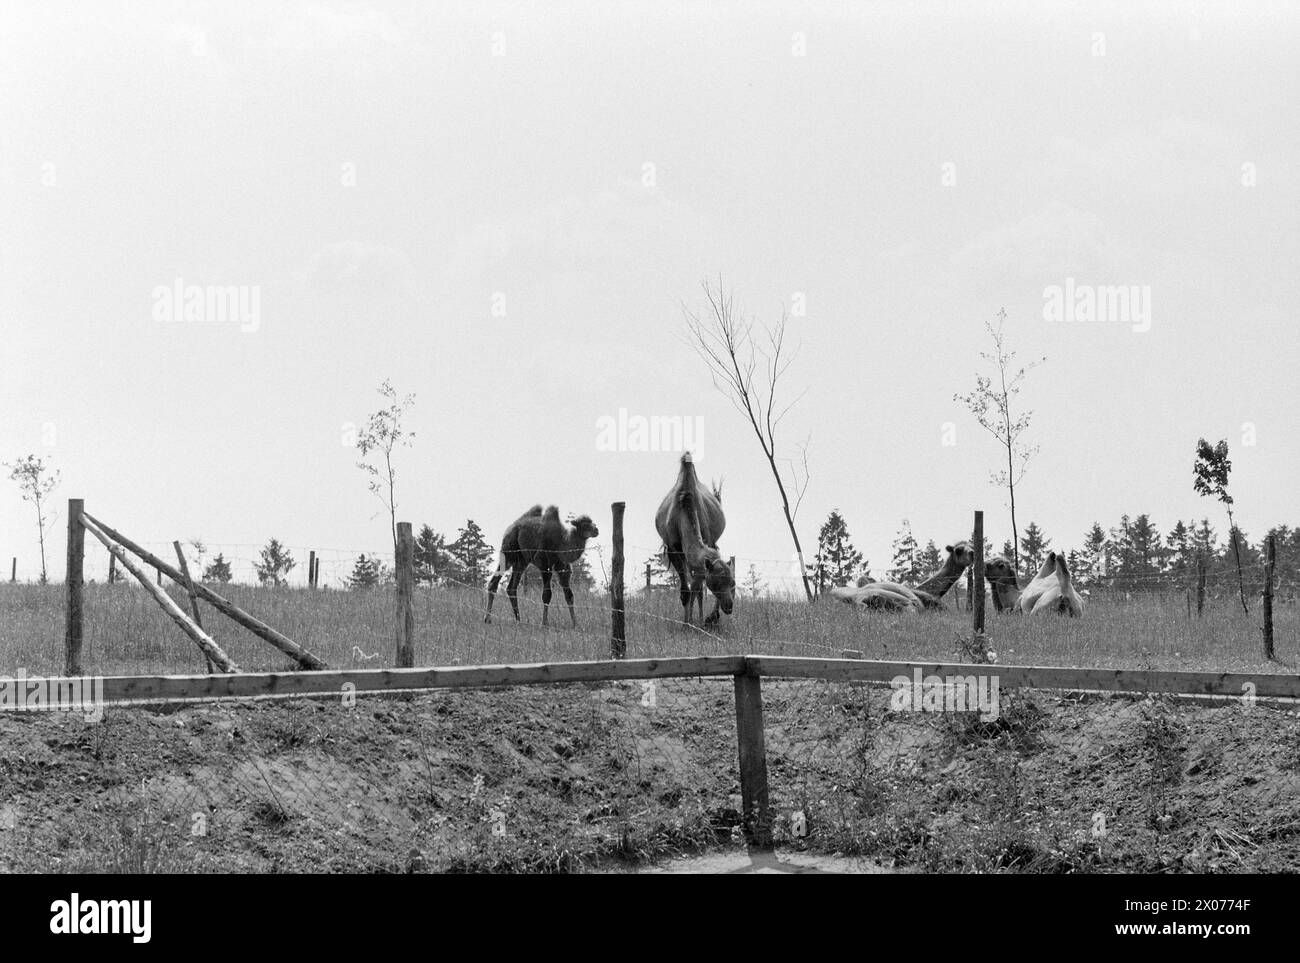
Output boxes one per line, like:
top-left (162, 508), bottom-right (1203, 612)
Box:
top-left (3, 665), bottom-right (1297, 874)
top-left (0, 676), bottom-right (749, 874)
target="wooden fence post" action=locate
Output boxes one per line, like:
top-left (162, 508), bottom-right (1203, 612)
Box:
top-left (733, 661), bottom-right (772, 849)
top-left (174, 540), bottom-right (216, 674)
top-left (1263, 534), bottom-right (1275, 661)
top-left (966, 567), bottom-right (973, 612)
top-left (610, 502), bottom-right (626, 659)
top-left (9, 557), bottom-right (15, 582)
top-left (1196, 554), bottom-right (1206, 617)
top-left (64, 499), bottom-right (85, 675)
top-left (645, 561), bottom-right (651, 593)
top-left (973, 510), bottom-right (986, 635)
top-left (108, 553), bottom-right (116, 584)
top-left (396, 522), bottom-right (415, 668)
top-left (308, 551), bottom-right (316, 589)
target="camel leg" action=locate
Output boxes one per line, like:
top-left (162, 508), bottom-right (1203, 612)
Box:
top-left (540, 566), bottom-right (553, 627)
top-left (485, 570), bottom-right (503, 623)
top-left (505, 568), bottom-right (523, 621)
top-left (704, 597), bottom-right (721, 627)
top-left (557, 565), bottom-right (577, 627)
top-left (667, 552), bottom-right (692, 626)
top-left (694, 578), bottom-right (706, 624)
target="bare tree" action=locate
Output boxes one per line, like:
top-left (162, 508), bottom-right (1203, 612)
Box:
top-left (683, 279), bottom-right (814, 601)
top-left (954, 308), bottom-right (1044, 577)
top-left (356, 380), bottom-right (416, 556)
top-left (5, 454), bottom-right (60, 583)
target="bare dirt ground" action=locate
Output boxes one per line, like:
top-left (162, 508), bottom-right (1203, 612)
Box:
top-left (2, 679), bottom-right (1297, 873)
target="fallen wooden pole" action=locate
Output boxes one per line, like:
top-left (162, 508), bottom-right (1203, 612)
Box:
top-left (82, 512), bottom-right (327, 670)
top-left (174, 540), bottom-right (216, 674)
top-left (80, 514), bottom-right (238, 673)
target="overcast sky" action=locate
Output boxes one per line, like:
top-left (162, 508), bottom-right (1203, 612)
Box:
top-left (2, 0), bottom-right (1297, 589)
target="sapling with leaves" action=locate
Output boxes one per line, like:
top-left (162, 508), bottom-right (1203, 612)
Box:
top-left (1193, 438), bottom-right (1249, 614)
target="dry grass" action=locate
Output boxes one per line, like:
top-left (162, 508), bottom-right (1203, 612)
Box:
top-left (0, 580), bottom-right (1293, 677)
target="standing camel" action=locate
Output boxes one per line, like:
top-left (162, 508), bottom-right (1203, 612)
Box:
top-left (484, 505), bottom-right (600, 626)
top-left (655, 452), bottom-right (735, 627)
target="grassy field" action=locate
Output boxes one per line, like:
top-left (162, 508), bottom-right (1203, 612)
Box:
top-left (0, 579), bottom-right (1293, 677)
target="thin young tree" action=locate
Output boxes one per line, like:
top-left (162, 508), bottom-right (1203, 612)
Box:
top-left (4, 454), bottom-right (60, 583)
top-left (356, 380), bottom-right (416, 556)
top-left (1193, 438), bottom-right (1248, 613)
top-left (683, 278), bottom-right (814, 600)
top-left (954, 308), bottom-right (1045, 577)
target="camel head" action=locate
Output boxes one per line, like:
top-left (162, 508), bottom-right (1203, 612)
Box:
top-left (1034, 551), bottom-right (1058, 580)
top-left (945, 541), bottom-right (975, 570)
top-left (702, 552), bottom-right (735, 615)
top-left (984, 555), bottom-right (1021, 612)
top-left (567, 514), bottom-right (600, 543)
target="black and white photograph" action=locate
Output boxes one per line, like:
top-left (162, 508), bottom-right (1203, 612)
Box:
top-left (1, 0), bottom-right (1296, 907)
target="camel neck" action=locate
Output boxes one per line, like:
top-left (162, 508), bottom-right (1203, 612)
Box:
top-left (915, 559), bottom-right (963, 597)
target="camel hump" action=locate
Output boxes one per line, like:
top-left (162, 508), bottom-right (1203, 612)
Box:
top-left (523, 505), bottom-right (544, 517)
top-left (541, 505), bottom-right (561, 522)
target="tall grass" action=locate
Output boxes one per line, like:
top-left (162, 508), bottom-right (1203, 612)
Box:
top-left (0, 579), bottom-right (1292, 676)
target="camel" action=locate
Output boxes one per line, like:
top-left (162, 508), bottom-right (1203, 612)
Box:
top-left (484, 505), bottom-right (600, 626)
top-left (986, 551), bottom-right (1083, 617)
top-left (831, 541), bottom-right (975, 613)
top-left (655, 452), bottom-right (735, 626)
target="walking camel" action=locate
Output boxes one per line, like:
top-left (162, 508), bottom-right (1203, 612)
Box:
top-left (484, 505), bottom-right (600, 626)
top-left (655, 452), bottom-right (735, 627)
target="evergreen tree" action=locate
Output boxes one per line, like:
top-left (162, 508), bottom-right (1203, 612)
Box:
top-left (1000, 539), bottom-right (1015, 561)
top-left (254, 538), bottom-right (296, 587)
top-left (414, 525), bottom-right (455, 584)
top-left (816, 510), bottom-right (865, 588)
top-left (887, 519), bottom-right (920, 582)
top-left (347, 553), bottom-right (382, 589)
top-left (916, 540), bottom-right (943, 576)
top-left (568, 552), bottom-right (596, 588)
top-left (202, 553), bottom-right (233, 585)
top-left (1019, 522), bottom-right (1051, 574)
top-left (1166, 520), bottom-right (1195, 577)
top-left (1078, 523), bottom-right (1108, 583)
top-left (1192, 518), bottom-right (1217, 558)
top-left (449, 520), bottom-right (495, 586)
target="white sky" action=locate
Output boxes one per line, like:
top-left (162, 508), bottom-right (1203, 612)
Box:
top-left (2, 0), bottom-right (1297, 588)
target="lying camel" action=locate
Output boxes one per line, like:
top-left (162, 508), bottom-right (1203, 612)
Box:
top-left (830, 542), bottom-right (975, 613)
top-left (986, 551), bottom-right (1083, 617)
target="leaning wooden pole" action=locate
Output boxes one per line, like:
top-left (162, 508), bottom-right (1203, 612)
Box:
top-left (610, 501), bottom-right (626, 659)
top-left (1262, 534), bottom-right (1275, 661)
top-left (81, 514), bottom-right (238, 673)
top-left (82, 512), bottom-right (327, 670)
top-left (395, 522), bottom-right (415, 668)
top-left (64, 499), bottom-right (85, 675)
top-left (174, 540), bottom-right (216, 674)
top-left (972, 510), bottom-right (986, 635)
